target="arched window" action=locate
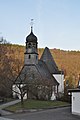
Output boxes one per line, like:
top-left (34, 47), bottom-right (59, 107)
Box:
top-left (28, 43), bottom-right (31, 48)
top-left (29, 55), bottom-right (31, 59)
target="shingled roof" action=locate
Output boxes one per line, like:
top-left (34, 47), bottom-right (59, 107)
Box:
top-left (40, 47), bottom-right (60, 74)
top-left (37, 60), bottom-right (59, 85)
top-left (15, 61), bottom-right (59, 86)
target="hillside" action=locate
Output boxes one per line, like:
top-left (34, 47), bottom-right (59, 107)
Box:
top-left (40, 48), bottom-right (80, 77)
top-left (0, 44), bottom-right (80, 88)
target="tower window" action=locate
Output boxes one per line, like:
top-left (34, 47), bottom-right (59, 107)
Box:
top-left (33, 43), bottom-right (36, 47)
top-left (28, 43), bottom-right (31, 48)
top-left (29, 55), bottom-right (31, 59)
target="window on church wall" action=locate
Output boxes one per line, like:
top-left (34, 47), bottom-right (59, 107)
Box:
top-left (29, 55), bottom-right (31, 59)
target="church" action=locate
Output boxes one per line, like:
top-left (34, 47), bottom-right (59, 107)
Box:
top-left (13, 25), bottom-right (64, 100)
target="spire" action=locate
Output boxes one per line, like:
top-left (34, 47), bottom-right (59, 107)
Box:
top-left (30, 19), bottom-right (34, 33)
top-left (26, 19), bottom-right (37, 43)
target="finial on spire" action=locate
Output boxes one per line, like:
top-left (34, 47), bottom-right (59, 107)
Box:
top-left (30, 19), bottom-right (34, 33)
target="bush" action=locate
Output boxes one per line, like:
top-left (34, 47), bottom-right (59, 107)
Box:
top-left (57, 93), bottom-right (71, 103)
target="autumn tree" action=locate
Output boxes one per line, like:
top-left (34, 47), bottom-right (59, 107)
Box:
top-left (0, 39), bottom-right (11, 98)
top-left (0, 38), bottom-right (23, 99)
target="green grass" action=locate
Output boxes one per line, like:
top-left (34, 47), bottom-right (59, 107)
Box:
top-left (4, 100), bottom-right (69, 112)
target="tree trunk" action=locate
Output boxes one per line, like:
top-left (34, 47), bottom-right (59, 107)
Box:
top-left (21, 94), bottom-right (24, 109)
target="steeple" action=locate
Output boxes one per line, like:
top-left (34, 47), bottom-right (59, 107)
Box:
top-left (26, 19), bottom-right (37, 43)
top-left (24, 20), bottom-right (38, 65)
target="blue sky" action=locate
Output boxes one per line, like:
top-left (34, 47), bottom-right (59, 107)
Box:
top-left (0, 0), bottom-right (80, 50)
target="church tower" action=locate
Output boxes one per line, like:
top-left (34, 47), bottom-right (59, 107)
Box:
top-left (24, 23), bottom-right (38, 65)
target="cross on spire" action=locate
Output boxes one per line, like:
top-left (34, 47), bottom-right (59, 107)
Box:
top-left (30, 19), bottom-right (34, 33)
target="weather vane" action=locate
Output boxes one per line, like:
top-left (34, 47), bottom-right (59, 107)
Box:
top-left (30, 19), bottom-right (34, 32)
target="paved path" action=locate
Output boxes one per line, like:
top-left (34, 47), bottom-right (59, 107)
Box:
top-left (3, 107), bottom-right (80, 120)
top-left (0, 117), bottom-right (13, 120)
top-left (0, 99), bottom-right (21, 120)
top-left (0, 99), bottom-right (20, 116)
top-left (0, 99), bottom-right (20, 109)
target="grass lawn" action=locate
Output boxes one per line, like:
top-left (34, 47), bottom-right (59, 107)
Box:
top-left (4, 100), bottom-right (69, 112)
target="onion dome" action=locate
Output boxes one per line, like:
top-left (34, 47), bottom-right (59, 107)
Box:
top-left (26, 27), bottom-right (37, 43)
